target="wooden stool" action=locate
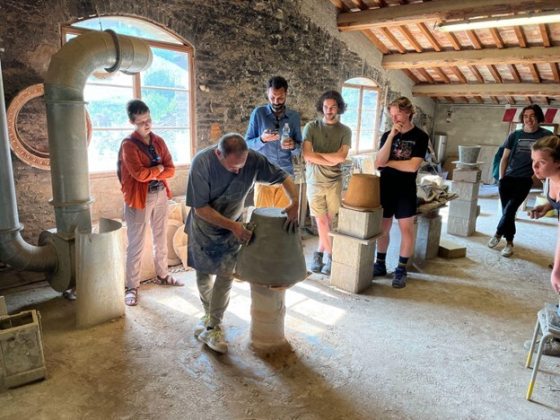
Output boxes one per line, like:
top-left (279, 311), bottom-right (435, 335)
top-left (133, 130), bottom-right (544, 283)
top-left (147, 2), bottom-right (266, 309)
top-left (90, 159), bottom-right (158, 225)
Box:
top-left (525, 303), bottom-right (560, 400)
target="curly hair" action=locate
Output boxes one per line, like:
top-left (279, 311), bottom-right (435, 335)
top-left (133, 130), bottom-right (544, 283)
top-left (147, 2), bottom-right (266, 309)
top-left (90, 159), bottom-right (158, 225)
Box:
top-left (315, 90), bottom-right (347, 114)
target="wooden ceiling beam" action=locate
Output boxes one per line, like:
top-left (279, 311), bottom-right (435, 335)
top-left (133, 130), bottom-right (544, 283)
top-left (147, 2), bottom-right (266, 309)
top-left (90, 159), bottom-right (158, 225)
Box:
top-left (468, 66), bottom-right (484, 83)
top-left (403, 69), bottom-right (421, 84)
top-left (487, 65), bottom-right (502, 83)
top-left (489, 28), bottom-right (504, 49)
top-left (417, 68), bottom-right (435, 83)
top-left (399, 25), bottom-right (423, 52)
top-left (445, 33), bottom-right (461, 51)
top-left (382, 46), bottom-right (560, 69)
top-left (363, 30), bottom-right (391, 54)
top-left (474, 96), bottom-right (484, 104)
top-left (491, 96), bottom-right (500, 104)
top-left (450, 66), bottom-right (467, 83)
top-left (417, 22), bottom-right (442, 52)
top-left (466, 31), bottom-right (482, 50)
top-left (508, 64), bottom-right (521, 83)
top-left (528, 63), bottom-right (541, 82)
top-left (433, 67), bottom-right (450, 83)
top-left (412, 83), bottom-right (560, 97)
top-left (380, 27), bottom-right (406, 53)
top-left (337, 0), bottom-right (560, 31)
top-left (330, 0), bottom-right (350, 11)
top-left (514, 27), bottom-right (527, 48)
top-left (551, 63), bottom-right (560, 83)
top-left (539, 24), bottom-right (551, 47)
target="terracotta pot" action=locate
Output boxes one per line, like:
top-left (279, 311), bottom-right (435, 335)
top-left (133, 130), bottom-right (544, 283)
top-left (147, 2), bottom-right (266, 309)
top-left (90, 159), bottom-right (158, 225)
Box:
top-left (342, 173), bottom-right (380, 212)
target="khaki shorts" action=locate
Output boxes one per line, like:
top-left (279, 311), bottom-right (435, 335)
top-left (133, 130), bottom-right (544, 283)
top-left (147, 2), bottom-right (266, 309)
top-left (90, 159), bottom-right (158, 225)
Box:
top-left (254, 183), bottom-right (291, 208)
top-left (306, 180), bottom-right (342, 217)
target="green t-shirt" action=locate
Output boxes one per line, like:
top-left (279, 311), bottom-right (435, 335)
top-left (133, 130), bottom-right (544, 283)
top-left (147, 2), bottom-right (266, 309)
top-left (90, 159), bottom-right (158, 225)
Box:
top-left (303, 119), bottom-right (352, 185)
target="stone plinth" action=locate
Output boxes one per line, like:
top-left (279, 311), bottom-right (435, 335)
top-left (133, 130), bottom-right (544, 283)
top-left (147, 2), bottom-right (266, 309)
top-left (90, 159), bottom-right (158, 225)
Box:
top-left (329, 232), bottom-right (378, 294)
top-left (337, 206), bottom-right (383, 239)
top-left (414, 212), bottom-right (442, 262)
top-left (250, 284), bottom-right (287, 350)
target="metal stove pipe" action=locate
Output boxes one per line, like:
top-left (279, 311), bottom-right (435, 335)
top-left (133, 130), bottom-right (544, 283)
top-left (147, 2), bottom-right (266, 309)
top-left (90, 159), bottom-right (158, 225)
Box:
top-left (0, 57), bottom-right (57, 271)
top-left (44, 30), bottom-right (152, 238)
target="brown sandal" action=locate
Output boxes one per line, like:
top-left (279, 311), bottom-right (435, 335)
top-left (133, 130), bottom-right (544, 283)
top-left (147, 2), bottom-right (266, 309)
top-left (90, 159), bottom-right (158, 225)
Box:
top-left (125, 288), bottom-right (138, 306)
top-left (156, 275), bottom-right (184, 287)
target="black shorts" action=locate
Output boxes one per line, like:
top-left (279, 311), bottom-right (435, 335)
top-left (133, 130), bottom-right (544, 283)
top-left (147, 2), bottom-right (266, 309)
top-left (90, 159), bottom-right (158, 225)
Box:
top-left (380, 171), bottom-right (417, 219)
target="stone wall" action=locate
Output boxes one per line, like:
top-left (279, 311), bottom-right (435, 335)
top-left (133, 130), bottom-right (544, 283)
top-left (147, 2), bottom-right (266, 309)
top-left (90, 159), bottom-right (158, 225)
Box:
top-left (1, 0), bottom-right (433, 242)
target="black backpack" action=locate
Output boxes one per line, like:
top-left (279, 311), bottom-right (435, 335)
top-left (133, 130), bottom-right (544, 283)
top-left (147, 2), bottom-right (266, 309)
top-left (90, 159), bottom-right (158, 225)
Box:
top-left (117, 136), bottom-right (156, 184)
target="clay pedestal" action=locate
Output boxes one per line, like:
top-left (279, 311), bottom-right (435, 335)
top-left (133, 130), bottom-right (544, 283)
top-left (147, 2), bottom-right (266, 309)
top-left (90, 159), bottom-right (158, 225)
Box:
top-left (250, 284), bottom-right (287, 350)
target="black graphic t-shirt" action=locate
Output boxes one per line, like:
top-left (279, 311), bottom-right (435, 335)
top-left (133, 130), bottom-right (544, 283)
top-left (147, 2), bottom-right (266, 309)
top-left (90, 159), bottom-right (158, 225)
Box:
top-left (379, 126), bottom-right (429, 180)
top-left (503, 127), bottom-right (553, 178)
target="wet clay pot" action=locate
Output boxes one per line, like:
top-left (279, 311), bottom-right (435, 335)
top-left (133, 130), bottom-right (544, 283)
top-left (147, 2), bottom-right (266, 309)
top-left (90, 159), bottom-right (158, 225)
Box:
top-left (458, 145), bottom-right (481, 164)
top-left (234, 208), bottom-right (307, 287)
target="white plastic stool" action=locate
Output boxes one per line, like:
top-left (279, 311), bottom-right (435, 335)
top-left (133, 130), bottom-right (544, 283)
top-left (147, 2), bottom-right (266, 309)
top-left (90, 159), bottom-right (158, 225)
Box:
top-left (525, 303), bottom-right (560, 400)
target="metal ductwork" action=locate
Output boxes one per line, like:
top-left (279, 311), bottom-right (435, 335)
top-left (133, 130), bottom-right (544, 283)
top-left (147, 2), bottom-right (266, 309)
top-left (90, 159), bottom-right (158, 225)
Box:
top-left (0, 31), bottom-right (152, 291)
top-left (0, 59), bottom-right (57, 272)
top-left (44, 30), bottom-right (153, 238)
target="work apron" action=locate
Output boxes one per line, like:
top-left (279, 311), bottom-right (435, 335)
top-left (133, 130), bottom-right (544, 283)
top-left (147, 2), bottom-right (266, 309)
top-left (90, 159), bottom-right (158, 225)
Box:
top-left (186, 176), bottom-right (251, 276)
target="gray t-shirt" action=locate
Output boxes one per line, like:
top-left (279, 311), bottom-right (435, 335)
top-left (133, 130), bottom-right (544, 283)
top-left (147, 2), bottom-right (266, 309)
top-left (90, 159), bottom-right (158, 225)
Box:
top-left (303, 119), bottom-right (352, 185)
top-left (503, 127), bottom-right (552, 178)
top-left (185, 146), bottom-right (287, 274)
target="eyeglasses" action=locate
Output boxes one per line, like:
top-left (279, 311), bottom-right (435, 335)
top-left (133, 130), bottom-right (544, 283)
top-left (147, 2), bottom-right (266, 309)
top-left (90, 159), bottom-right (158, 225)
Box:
top-left (134, 118), bottom-right (152, 127)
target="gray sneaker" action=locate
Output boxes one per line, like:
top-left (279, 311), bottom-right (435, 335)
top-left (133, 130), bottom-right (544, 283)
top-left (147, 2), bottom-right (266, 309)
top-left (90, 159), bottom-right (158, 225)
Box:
top-left (310, 251), bottom-right (324, 273)
top-left (487, 235), bottom-right (501, 248)
top-left (321, 254), bottom-right (332, 276)
top-left (524, 338), bottom-right (560, 356)
top-left (501, 243), bottom-right (514, 257)
top-left (199, 326), bottom-right (228, 354)
top-left (194, 314), bottom-right (210, 339)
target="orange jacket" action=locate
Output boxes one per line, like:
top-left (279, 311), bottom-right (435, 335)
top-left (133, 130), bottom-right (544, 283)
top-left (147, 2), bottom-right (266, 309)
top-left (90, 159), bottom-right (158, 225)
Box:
top-left (120, 131), bottom-right (175, 209)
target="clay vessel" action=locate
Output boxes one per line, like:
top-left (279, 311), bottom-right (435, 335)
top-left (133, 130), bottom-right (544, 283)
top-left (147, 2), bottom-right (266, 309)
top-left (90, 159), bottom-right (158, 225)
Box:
top-left (458, 145), bottom-right (481, 164)
top-left (234, 208), bottom-right (307, 287)
top-left (342, 173), bottom-right (380, 212)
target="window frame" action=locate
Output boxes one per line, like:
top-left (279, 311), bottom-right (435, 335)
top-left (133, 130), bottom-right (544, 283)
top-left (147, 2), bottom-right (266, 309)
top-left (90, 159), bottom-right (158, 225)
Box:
top-left (341, 81), bottom-right (381, 155)
top-left (61, 22), bottom-right (196, 174)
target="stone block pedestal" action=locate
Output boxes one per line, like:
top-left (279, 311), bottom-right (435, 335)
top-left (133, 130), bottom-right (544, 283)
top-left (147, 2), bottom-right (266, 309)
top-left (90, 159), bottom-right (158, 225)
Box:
top-left (329, 232), bottom-right (379, 294)
top-left (414, 212), bottom-right (442, 262)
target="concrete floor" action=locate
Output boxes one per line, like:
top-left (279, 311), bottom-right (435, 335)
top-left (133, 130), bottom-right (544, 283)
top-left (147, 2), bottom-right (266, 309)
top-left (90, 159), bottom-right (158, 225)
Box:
top-left (1, 196), bottom-right (560, 419)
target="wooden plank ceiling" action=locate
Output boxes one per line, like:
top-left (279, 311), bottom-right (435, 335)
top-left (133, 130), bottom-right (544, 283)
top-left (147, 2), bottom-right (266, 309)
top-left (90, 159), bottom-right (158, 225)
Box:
top-left (330, 0), bottom-right (560, 105)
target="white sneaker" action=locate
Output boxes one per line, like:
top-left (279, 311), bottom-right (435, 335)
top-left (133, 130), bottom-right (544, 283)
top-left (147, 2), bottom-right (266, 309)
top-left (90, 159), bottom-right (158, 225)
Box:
top-left (501, 243), bottom-right (514, 257)
top-left (487, 235), bottom-right (501, 248)
top-left (199, 326), bottom-right (228, 354)
top-left (193, 314), bottom-right (210, 339)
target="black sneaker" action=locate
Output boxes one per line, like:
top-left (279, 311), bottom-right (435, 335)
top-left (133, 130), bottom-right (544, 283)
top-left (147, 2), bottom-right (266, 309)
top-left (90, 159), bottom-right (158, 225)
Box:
top-left (310, 251), bottom-right (324, 273)
top-left (392, 268), bottom-right (407, 289)
top-left (373, 262), bottom-right (387, 277)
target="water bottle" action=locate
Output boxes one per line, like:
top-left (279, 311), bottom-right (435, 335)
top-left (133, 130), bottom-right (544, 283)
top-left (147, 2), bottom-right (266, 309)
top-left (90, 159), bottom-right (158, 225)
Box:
top-left (280, 122), bottom-right (291, 150)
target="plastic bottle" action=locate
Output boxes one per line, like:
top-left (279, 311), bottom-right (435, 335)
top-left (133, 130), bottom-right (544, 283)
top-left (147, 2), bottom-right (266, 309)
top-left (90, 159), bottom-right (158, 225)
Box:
top-left (280, 122), bottom-right (290, 149)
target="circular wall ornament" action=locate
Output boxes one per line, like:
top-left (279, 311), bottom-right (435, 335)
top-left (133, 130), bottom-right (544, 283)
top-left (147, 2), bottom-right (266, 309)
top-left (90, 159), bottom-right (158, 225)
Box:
top-left (7, 83), bottom-right (92, 170)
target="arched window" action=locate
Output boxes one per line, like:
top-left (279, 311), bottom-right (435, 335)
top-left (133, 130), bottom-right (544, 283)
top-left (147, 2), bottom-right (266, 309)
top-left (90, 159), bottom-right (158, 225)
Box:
top-left (340, 77), bottom-right (380, 154)
top-left (62, 17), bottom-right (194, 173)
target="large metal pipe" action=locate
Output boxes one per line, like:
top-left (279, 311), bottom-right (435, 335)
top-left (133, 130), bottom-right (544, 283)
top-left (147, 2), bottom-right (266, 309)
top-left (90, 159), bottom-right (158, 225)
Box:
top-left (44, 30), bottom-right (152, 238)
top-left (0, 30), bottom-right (151, 287)
top-left (0, 57), bottom-right (57, 271)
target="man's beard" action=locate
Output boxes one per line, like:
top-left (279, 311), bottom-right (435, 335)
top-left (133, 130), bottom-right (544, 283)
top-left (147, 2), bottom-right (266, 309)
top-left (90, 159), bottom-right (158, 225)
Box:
top-left (271, 103), bottom-right (285, 112)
